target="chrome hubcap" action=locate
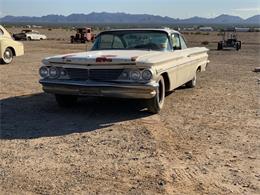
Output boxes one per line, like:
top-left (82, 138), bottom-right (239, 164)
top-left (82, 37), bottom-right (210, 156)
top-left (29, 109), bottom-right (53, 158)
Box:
top-left (3, 50), bottom-right (12, 63)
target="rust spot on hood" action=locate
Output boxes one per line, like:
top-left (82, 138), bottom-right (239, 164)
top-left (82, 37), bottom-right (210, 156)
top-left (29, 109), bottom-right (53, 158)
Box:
top-left (96, 55), bottom-right (117, 63)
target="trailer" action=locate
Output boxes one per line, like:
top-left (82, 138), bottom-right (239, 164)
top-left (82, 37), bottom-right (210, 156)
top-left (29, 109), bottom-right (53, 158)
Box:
top-left (70, 27), bottom-right (95, 43)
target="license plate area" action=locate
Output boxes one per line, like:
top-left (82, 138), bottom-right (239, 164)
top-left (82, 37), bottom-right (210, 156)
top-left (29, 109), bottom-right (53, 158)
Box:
top-left (79, 88), bottom-right (101, 95)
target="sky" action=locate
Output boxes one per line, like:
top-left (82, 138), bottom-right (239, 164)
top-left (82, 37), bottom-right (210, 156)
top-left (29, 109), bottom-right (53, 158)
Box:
top-left (0, 0), bottom-right (259, 19)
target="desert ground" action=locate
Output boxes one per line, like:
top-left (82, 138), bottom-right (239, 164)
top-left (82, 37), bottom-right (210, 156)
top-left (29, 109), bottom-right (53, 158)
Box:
top-left (0, 27), bottom-right (259, 194)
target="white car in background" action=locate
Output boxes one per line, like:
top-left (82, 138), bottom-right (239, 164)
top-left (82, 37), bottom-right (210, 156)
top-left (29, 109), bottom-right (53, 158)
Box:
top-left (13, 29), bottom-right (47, 41)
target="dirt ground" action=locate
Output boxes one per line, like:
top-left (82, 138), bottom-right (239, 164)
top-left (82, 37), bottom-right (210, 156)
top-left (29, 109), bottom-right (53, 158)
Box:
top-left (0, 28), bottom-right (259, 194)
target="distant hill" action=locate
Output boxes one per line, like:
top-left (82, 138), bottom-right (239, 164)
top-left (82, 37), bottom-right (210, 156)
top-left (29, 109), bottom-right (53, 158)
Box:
top-left (245, 15), bottom-right (260, 24)
top-left (0, 12), bottom-right (259, 25)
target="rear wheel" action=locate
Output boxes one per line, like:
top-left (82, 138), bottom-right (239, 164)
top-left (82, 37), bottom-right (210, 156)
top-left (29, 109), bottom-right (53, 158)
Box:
top-left (55, 94), bottom-right (78, 107)
top-left (236, 42), bottom-right (241, 51)
top-left (70, 36), bottom-right (74, 43)
top-left (27, 36), bottom-right (32, 41)
top-left (186, 73), bottom-right (197, 88)
top-left (146, 76), bottom-right (165, 114)
top-left (0, 48), bottom-right (13, 64)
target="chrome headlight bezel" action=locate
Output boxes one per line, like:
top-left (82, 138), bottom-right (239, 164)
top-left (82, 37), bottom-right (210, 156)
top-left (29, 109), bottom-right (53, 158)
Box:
top-left (39, 66), bottom-right (49, 78)
top-left (39, 65), bottom-right (68, 79)
top-left (130, 70), bottom-right (141, 81)
top-left (49, 66), bottom-right (60, 79)
top-left (120, 68), bottom-right (154, 82)
top-left (142, 69), bottom-right (153, 81)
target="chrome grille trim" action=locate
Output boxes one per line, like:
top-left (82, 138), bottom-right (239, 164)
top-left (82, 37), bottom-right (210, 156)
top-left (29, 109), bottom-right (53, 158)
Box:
top-left (64, 68), bottom-right (124, 81)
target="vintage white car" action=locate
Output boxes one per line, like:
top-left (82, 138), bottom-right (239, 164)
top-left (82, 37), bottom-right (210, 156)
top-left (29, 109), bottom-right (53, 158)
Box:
top-left (39, 28), bottom-right (209, 113)
top-left (0, 25), bottom-right (24, 64)
top-left (13, 29), bottom-right (47, 41)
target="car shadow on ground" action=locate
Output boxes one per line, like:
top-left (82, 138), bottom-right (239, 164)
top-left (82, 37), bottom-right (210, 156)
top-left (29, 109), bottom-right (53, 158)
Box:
top-left (0, 93), bottom-right (151, 140)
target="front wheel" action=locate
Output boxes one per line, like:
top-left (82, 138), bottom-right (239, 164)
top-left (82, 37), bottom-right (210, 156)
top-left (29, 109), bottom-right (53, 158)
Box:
top-left (55, 94), bottom-right (78, 107)
top-left (186, 73), bottom-right (197, 88)
top-left (0, 48), bottom-right (13, 64)
top-left (146, 76), bottom-right (165, 114)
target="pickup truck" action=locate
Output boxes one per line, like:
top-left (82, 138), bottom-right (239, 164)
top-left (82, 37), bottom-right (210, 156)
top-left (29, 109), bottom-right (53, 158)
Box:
top-left (39, 28), bottom-right (209, 113)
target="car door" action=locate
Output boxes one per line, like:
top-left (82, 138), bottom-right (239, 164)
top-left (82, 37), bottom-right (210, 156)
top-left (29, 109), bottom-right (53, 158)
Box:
top-left (27, 32), bottom-right (35, 40)
top-left (34, 32), bottom-right (40, 40)
top-left (171, 33), bottom-right (191, 87)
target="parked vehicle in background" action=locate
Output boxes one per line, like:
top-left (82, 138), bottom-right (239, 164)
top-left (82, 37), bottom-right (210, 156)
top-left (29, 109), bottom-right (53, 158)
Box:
top-left (39, 28), bottom-right (209, 113)
top-left (217, 30), bottom-right (241, 51)
top-left (13, 29), bottom-right (47, 41)
top-left (199, 27), bottom-right (214, 32)
top-left (70, 27), bottom-right (95, 43)
top-left (0, 25), bottom-right (24, 64)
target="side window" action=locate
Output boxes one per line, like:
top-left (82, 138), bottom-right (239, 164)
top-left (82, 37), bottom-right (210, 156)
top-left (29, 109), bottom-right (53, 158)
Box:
top-left (180, 35), bottom-right (188, 49)
top-left (0, 29), bottom-right (4, 36)
top-left (171, 33), bottom-right (181, 50)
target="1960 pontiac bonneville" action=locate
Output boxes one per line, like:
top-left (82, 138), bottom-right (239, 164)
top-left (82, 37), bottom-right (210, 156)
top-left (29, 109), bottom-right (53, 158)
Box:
top-left (39, 28), bottom-right (209, 113)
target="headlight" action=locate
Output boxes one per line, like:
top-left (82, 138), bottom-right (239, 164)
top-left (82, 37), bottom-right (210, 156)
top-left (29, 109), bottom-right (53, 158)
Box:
top-left (142, 69), bottom-right (153, 80)
top-left (49, 67), bottom-right (59, 78)
top-left (39, 66), bottom-right (49, 78)
top-left (130, 70), bottom-right (141, 80)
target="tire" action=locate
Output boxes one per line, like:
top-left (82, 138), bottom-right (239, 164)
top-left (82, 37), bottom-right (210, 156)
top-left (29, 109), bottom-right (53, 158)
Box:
top-left (236, 42), bottom-right (241, 51)
top-left (0, 48), bottom-right (13, 64)
top-left (186, 73), bottom-right (197, 88)
top-left (217, 42), bottom-right (223, 50)
top-left (146, 76), bottom-right (165, 114)
top-left (27, 37), bottom-right (32, 41)
top-left (55, 94), bottom-right (78, 107)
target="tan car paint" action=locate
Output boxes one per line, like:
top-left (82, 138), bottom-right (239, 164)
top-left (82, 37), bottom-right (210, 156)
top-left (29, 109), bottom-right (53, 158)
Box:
top-left (0, 25), bottom-right (24, 61)
top-left (42, 47), bottom-right (208, 91)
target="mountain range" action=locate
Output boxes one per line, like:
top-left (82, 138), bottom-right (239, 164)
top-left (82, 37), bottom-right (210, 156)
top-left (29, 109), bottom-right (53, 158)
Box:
top-left (0, 12), bottom-right (259, 25)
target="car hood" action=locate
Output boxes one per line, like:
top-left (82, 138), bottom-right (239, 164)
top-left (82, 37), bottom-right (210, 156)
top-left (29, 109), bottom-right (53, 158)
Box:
top-left (43, 50), bottom-right (162, 65)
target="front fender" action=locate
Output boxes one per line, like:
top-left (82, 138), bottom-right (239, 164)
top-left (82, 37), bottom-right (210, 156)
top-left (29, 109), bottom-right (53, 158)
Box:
top-left (0, 39), bottom-right (24, 57)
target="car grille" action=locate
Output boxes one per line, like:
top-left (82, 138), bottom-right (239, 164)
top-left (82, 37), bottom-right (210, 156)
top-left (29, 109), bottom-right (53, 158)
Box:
top-left (65, 68), bottom-right (123, 81)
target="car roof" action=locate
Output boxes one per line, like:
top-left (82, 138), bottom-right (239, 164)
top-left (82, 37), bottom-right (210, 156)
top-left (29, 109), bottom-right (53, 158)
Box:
top-left (100, 28), bottom-right (180, 35)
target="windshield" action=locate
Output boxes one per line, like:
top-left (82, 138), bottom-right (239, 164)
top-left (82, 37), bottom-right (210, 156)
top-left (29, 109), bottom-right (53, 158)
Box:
top-left (92, 30), bottom-right (171, 51)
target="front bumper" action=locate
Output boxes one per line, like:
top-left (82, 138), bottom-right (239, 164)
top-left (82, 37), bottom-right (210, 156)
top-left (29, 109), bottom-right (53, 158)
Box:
top-left (40, 79), bottom-right (158, 99)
